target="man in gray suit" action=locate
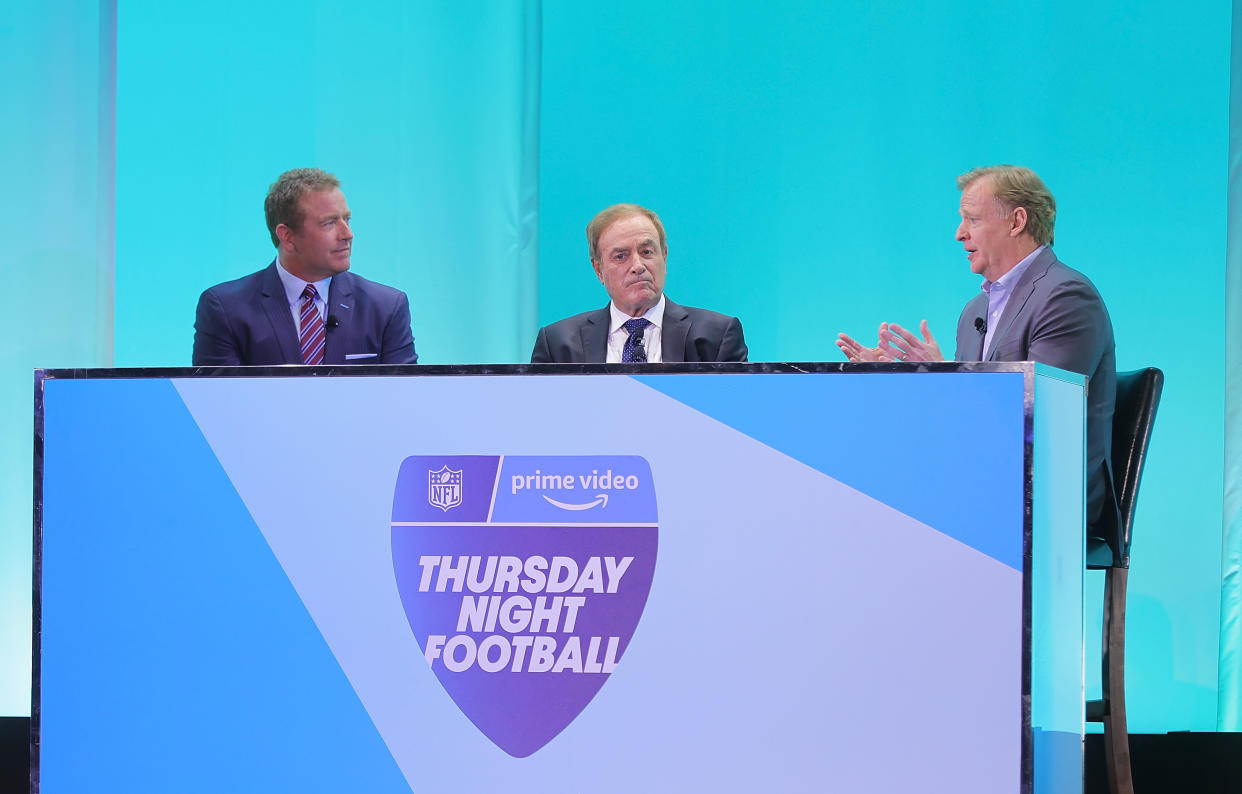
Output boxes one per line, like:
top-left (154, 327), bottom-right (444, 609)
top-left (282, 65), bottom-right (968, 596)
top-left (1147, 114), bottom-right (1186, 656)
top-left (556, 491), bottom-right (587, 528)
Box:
top-left (193, 168), bottom-right (417, 366)
top-left (837, 165), bottom-right (1117, 533)
top-left (531, 203), bottom-right (747, 364)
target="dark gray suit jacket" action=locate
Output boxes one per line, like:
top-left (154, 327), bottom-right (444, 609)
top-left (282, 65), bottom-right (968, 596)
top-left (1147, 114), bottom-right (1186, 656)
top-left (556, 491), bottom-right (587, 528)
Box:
top-left (954, 247), bottom-right (1116, 530)
top-left (530, 298), bottom-right (747, 363)
top-left (192, 262), bottom-right (417, 366)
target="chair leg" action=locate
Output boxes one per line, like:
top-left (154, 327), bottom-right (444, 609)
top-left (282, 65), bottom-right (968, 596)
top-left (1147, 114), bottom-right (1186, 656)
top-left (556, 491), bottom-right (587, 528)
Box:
top-left (1101, 566), bottom-right (1133, 794)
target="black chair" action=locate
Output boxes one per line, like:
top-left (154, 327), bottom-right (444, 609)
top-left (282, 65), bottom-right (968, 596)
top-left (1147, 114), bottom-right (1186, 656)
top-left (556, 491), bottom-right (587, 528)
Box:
top-left (1085, 367), bottom-right (1164, 794)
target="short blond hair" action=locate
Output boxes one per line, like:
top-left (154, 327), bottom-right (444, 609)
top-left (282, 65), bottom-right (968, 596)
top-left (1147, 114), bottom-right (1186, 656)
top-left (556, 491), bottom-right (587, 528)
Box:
top-left (958, 165), bottom-right (1056, 246)
top-left (586, 204), bottom-right (667, 263)
top-left (264, 168), bottom-right (341, 248)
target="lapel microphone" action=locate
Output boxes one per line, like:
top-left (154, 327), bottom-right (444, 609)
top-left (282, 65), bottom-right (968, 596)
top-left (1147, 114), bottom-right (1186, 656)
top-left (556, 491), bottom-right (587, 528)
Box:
top-left (326, 315), bottom-right (340, 330)
top-left (974, 317), bottom-right (987, 334)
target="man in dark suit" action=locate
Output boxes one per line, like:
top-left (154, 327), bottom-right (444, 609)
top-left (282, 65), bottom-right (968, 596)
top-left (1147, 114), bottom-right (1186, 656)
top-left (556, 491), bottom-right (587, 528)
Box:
top-left (837, 165), bottom-right (1116, 532)
top-left (192, 168), bottom-right (417, 366)
top-left (530, 203), bottom-right (747, 363)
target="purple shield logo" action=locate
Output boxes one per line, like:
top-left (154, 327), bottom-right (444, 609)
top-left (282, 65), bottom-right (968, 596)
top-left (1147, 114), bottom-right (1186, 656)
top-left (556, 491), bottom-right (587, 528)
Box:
top-left (427, 465), bottom-right (463, 512)
top-left (391, 455), bottom-right (658, 757)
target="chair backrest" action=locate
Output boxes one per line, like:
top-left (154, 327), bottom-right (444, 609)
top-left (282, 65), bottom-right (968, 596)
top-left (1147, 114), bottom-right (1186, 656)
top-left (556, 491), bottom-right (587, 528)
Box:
top-left (1111, 367), bottom-right (1164, 559)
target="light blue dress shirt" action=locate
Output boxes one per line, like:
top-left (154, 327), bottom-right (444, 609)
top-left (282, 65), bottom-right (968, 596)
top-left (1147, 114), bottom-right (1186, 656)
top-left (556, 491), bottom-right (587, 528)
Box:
top-left (275, 258), bottom-right (332, 334)
top-left (981, 244), bottom-right (1045, 359)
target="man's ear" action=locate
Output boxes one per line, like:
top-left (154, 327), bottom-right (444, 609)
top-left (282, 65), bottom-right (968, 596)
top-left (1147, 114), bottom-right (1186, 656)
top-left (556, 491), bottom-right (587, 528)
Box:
top-left (592, 258), bottom-right (604, 283)
top-left (275, 223), bottom-right (295, 249)
top-left (1009, 207), bottom-right (1028, 238)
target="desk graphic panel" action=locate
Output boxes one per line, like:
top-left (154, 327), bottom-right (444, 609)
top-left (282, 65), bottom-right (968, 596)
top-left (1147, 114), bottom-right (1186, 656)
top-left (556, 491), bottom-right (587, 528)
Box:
top-left (391, 454), bottom-right (659, 757)
top-left (37, 369), bottom-right (1050, 792)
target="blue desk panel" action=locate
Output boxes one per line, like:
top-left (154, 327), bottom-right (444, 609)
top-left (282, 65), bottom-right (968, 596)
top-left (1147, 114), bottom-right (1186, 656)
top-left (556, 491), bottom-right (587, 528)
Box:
top-left (36, 366), bottom-right (1080, 792)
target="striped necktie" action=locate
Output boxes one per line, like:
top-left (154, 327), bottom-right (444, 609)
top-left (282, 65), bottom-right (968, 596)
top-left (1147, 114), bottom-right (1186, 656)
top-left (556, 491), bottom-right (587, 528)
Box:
top-left (299, 284), bottom-right (326, 365)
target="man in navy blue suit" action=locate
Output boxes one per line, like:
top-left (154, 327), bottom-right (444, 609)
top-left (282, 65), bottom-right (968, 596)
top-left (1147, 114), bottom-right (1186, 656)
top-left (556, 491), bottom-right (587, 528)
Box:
top-left (192, 168), bottom-right (417, 366)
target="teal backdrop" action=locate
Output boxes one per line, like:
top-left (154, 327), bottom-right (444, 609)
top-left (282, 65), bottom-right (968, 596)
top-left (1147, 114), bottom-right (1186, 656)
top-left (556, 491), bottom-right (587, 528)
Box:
top-left (4, 0), bottom-right (1237, 736)
top-left (2, 0), bottom-right (114, 718)
top-left (113, 0), bottom-right (540, 367)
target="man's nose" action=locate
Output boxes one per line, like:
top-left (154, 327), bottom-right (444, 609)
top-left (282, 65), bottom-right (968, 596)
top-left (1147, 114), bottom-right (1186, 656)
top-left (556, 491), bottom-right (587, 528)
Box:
top-left (339, 219), bottom-right (353, 239)
top-left (955, 222), bottom-right (967, 241)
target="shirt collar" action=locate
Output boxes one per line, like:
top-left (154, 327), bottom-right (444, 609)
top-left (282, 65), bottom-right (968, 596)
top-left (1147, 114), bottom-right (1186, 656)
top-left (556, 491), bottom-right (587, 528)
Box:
top-left (275, 257), bottom-right (333, 306)
top-left (982, 244), bottom-right (1046, 295)
top-left (609, 294), bottom-right (666, 334)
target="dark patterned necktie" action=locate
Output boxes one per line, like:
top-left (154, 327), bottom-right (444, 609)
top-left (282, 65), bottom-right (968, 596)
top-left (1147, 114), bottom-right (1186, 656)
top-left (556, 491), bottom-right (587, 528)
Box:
top-left (621, 318), bottom-right (651, 363)
top-left (299, 285), bottom-right (326, 365)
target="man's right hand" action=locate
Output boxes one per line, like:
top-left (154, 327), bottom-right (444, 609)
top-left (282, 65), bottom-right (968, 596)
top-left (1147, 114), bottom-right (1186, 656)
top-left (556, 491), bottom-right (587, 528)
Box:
top-left (836, 323), bottom-right (891, 362)
top-left (880, 320), bottom-right (945, 363)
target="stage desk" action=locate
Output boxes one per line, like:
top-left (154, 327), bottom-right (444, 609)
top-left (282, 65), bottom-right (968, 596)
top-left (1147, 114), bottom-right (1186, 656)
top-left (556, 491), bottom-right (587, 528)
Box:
top-left (33, 362), bottom-right (1086, 793)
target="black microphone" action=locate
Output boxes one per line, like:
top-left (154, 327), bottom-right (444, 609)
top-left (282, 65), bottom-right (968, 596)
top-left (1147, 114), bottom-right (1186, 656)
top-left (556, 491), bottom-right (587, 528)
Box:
top-left (326, 315), bottom-right (340, 330)
top-left (974, 317), bottom-right (986, 334)
top-left (631, 326), bottom-right (647, 362)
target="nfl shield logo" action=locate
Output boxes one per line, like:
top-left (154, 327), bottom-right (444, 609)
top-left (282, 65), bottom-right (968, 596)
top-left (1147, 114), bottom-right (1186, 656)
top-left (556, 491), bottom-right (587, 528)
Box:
top-left (427, 466), bottom-right (463, 512)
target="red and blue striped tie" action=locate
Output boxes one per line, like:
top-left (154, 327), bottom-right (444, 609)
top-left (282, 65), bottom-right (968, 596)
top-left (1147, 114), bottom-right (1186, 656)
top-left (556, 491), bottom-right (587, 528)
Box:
top-left (299, 284), bottom-right (326, 365)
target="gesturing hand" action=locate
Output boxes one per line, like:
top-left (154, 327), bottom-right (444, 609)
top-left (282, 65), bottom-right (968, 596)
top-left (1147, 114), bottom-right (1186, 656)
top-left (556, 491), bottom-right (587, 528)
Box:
top-left (837, 323), bottom-right (892, 362)
top-left (879, 320), bottom-right (945, 362)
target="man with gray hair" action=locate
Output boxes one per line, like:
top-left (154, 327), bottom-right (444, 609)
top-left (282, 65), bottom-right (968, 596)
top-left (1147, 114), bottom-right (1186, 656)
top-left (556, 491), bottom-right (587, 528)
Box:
top-left (193, 167), bottom-right (417, 366)
top-left (837, 165), bottom-right (1117, 534)
top-left (531, 203), bottom-right (747, 363)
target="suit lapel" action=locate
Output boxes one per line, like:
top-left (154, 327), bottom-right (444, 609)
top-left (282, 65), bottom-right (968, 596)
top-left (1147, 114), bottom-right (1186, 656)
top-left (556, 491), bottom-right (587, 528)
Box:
top-left (580, 308), bottom-right (609, 363)
top-left (661, 298), bottom-right (690, 363)
top-left (259, 262), bottom-right (301, 363)
top-left (970, 324), bottom-right (986, 360)
top-left (986, 248), bottom-right (1055, 361)
top-left (324, 273), bottom-right (355, 364)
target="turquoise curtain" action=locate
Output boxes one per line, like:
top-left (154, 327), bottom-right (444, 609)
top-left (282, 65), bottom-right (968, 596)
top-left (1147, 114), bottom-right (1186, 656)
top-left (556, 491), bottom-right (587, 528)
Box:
top-left (2, 0), bottom-right (1237, 736)
top-left (538, 0), bottom-right (1230, 732)
top-left (0, 0), bottom-right (114, 716)
top-left (113, 0), bottom-right (540, 366)
top-left (1221, 0), bottom-right (1242, 732)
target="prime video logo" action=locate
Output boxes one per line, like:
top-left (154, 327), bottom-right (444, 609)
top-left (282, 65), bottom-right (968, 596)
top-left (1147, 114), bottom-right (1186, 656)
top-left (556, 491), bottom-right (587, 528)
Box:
top-left (510, 467), bottom-right (641, 510)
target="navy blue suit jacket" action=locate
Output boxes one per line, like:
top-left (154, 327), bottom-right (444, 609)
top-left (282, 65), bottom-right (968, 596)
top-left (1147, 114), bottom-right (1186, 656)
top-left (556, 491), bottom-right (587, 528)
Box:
top-left (530, 298), bottom-right (747, 363)
top-left (192, 262), bottom-right (417, 366)
top-left (954, 247), bottom-right (1116, 530)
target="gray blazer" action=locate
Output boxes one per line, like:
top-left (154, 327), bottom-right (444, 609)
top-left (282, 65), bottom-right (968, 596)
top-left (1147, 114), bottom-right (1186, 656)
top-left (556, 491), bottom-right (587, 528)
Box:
top-left (955, 247), bottom-right (1116, 530)
top-left (530, 298), bottom-right (747, 363)
top-left (193, 262), bottom-right (417, 366)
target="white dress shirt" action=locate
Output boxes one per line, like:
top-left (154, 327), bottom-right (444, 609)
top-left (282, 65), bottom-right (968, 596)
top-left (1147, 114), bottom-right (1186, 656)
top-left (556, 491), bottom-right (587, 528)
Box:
top-left (605, 295), bottom-right (666, 363)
